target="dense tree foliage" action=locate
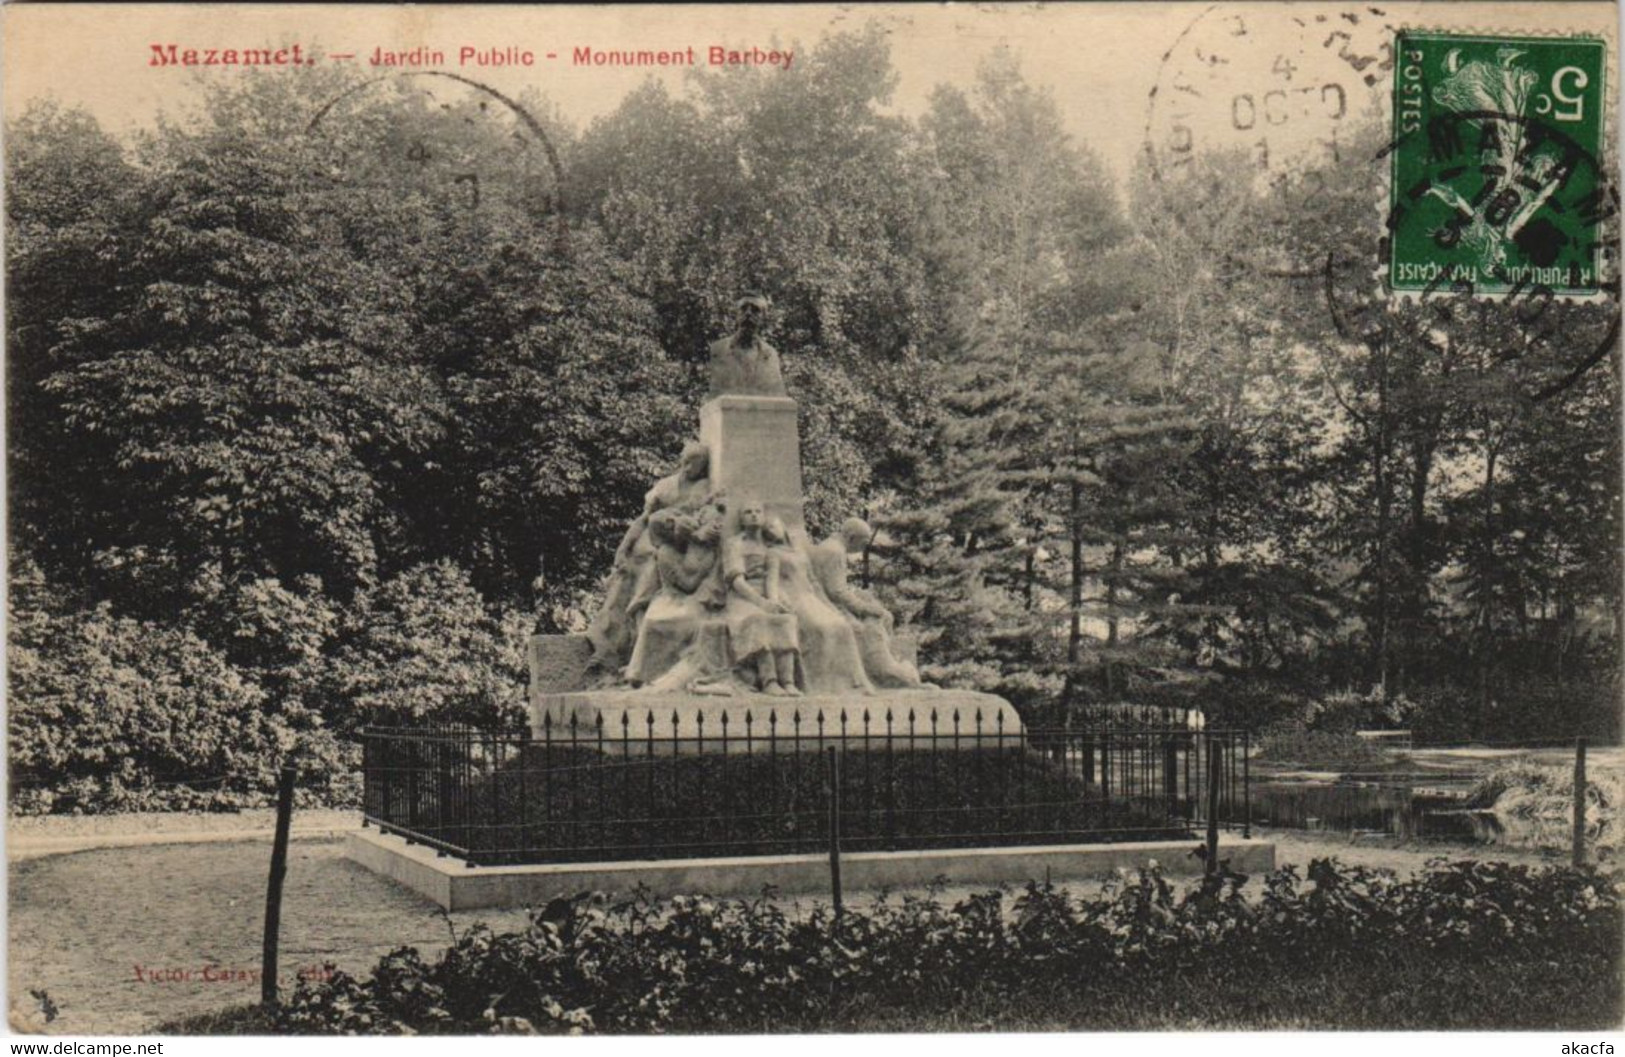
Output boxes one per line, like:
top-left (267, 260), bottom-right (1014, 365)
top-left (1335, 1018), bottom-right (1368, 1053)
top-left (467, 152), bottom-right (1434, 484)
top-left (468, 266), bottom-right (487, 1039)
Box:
top-left (7, 29), bottom-right (1619, 809)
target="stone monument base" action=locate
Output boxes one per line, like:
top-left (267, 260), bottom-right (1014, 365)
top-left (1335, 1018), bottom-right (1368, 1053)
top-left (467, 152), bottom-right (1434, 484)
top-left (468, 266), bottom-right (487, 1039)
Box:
top-left (529, 688), bottom-right (1024, 752)
top-left (348, 829), bottom-right (1278, 910)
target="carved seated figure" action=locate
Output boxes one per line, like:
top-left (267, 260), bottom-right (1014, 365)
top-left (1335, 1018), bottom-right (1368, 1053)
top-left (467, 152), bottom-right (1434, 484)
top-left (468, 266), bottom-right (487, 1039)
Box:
top-left (808, 517), bottom-right (934, 690)
top-left (722, 499), bottom-right (801, 696)
top-left (585, 440), bottom-right (714, 672)
top-left (764, 517), bottom-right (873, 696)
top-left (623, 508), bottom-right (719, 687)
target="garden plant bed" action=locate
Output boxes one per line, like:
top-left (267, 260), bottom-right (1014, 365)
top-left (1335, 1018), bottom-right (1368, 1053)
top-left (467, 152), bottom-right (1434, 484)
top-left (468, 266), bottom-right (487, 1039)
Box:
top-left (164, 857), bottom-right (1622, 1034)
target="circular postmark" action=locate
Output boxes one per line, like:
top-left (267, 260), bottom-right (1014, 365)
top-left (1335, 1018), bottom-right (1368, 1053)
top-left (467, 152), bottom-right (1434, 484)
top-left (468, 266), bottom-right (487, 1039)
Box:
top-left (305, 71), bottom-right (568, 248)
top-left (1144, 3), bottom-right (1402, 250)
top-left (1144, 9), bottom-right (1619, 399)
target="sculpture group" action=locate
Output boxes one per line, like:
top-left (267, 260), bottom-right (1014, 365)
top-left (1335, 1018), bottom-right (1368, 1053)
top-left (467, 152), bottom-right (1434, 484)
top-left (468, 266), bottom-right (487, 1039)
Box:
top-left (581, 293), bottom-right (933, 699)
top-left (584, 440), bottom-right (932, 697)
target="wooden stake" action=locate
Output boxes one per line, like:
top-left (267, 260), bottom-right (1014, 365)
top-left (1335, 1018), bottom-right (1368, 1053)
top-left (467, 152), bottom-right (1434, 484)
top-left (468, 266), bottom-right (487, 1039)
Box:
top-left (262, 762), bottom-right (298, 1009)
top-left (1572, 737), bottom-right (1587, 868)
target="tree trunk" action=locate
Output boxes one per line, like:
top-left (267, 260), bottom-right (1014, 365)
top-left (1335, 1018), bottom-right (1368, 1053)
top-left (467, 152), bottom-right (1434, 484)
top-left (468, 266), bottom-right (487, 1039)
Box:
top-left (1105, 539), bottom-right (1124, 697)
top-left (1477, 443), bottom-right (1499, 734)
top-left (1373, 343), bottom-right (1394, 703)
top-left (1066, 477), bottom-right (1084, 713)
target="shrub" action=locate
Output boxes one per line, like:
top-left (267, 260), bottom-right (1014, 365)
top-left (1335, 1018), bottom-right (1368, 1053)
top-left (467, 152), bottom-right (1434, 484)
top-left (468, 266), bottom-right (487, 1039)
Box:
top-left (314, 561), bottom-right (527, 733)
top-left (266, 858), bottom-right (1622, 1034)
top-left (1408, 679), bottom-right (1621, 746)
top-left (1254, 729), bottom-right (1388, 771)
top-left (8, 601), bottom-right (349, 813)
top-left (1187, 678), bottom-right (1309, 731)
top-left (7, 556), bottom-right (528, 813)
top-left (1468, 758), bottom-right (1621, 854)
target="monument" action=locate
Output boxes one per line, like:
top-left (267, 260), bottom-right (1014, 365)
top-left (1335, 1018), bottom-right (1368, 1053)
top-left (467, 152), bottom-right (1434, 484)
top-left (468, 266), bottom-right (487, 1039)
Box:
top-left (528, 293), bottom-right (1022, 745)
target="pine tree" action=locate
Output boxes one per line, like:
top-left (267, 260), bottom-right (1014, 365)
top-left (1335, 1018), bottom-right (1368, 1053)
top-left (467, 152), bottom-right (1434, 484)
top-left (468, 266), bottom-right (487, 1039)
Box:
top-left (1013, 326), bottom-right (1220, 721)
top-left (880, 326), bottom-right (1035, 698)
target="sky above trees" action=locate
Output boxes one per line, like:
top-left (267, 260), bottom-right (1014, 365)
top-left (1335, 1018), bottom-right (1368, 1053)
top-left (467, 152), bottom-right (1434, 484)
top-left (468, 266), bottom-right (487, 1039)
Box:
top-left (5, 3), bottom-right (1615, 196)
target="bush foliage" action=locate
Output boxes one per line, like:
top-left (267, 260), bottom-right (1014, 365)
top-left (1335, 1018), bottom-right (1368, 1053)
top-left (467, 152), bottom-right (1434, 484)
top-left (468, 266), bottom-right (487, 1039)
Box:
top-left (263, 858), bottom-right (1621, 1034)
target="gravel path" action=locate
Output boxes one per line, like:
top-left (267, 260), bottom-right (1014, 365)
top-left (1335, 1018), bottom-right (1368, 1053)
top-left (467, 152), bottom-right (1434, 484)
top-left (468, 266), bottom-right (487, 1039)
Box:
top-left (9, 837), bottom-right (500, 1035)
top-left (7, 809), bottom-right (357, 839)
top-left (7, 810), bottom-right (359, 861)
top-left (7, 826), bottom-right (1575, 1036)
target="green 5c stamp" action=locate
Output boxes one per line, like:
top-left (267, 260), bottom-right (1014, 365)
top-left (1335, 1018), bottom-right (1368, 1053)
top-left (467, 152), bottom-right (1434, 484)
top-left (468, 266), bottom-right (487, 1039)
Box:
top-left (1387, 32), bottom-right (1611, 298)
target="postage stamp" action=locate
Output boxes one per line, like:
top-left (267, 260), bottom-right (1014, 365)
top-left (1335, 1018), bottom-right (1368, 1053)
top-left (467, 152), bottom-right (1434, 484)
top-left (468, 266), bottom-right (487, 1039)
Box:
top-left (1386, 32), bottom-right (1611, 298)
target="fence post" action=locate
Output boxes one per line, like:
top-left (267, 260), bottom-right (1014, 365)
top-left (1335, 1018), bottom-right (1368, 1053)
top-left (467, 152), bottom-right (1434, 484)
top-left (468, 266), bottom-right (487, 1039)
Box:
top-left (1572, 736), bottom-right (1588, 868)
top-left (826, 745), bottom-right (843, 918)
top-left (262, 761), bottom-right (298, 1010)
top-left (1205, 734), bottom-right (1221, 876)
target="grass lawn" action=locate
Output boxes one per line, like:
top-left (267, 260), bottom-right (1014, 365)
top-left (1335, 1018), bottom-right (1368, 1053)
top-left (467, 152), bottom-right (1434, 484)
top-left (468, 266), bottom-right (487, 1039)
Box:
top-left (3, 828), bottom-right (1596, 1034)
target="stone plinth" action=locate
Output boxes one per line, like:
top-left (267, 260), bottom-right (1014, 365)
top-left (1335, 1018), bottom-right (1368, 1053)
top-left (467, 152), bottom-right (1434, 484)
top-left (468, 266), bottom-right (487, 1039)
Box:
top-left (528, 688), bottom-right (1024, 753)
top-left (348, 829), bottom-right (1278, 910)
top-left (701, 395), bottom-right (805, 539)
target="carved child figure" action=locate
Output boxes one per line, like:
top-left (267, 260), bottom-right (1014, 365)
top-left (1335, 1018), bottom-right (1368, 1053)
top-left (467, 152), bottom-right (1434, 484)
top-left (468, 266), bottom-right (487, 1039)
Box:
top-left (721, 498), bottom-right (801, 696)
top-left (809, 517), bottom-right (933, 690)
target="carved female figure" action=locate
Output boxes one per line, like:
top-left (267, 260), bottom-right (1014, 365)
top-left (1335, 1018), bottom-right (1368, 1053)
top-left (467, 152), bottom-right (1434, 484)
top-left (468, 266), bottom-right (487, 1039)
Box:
top-left (586, 440), bottom-right (713, 670)
top-left (763, 517), bottom-right (873, 695)
top-left (623, 509), bottom-right (718, 687)
top-left (721, 498), bottom-right (801, 696)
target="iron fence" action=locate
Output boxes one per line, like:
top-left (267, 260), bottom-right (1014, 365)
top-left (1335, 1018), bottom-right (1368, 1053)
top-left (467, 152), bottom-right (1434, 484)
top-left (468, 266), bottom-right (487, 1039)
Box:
top-left (360, 708), bottom-right (1250, 867)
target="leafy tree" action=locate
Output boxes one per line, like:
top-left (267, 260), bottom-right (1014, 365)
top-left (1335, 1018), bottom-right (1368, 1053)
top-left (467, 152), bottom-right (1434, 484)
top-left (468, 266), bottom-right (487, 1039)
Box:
top-left (315, 561), bottom-right (528, 731)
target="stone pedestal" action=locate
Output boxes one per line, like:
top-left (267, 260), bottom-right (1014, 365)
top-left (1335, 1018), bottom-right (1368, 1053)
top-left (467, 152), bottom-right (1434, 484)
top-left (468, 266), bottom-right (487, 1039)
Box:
top-left (701, 395), bottom-right (805, 540)
top-left (527, 634), bottom-right (594, 719)
top-left (529, 688), bottom-right (1023, 752)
